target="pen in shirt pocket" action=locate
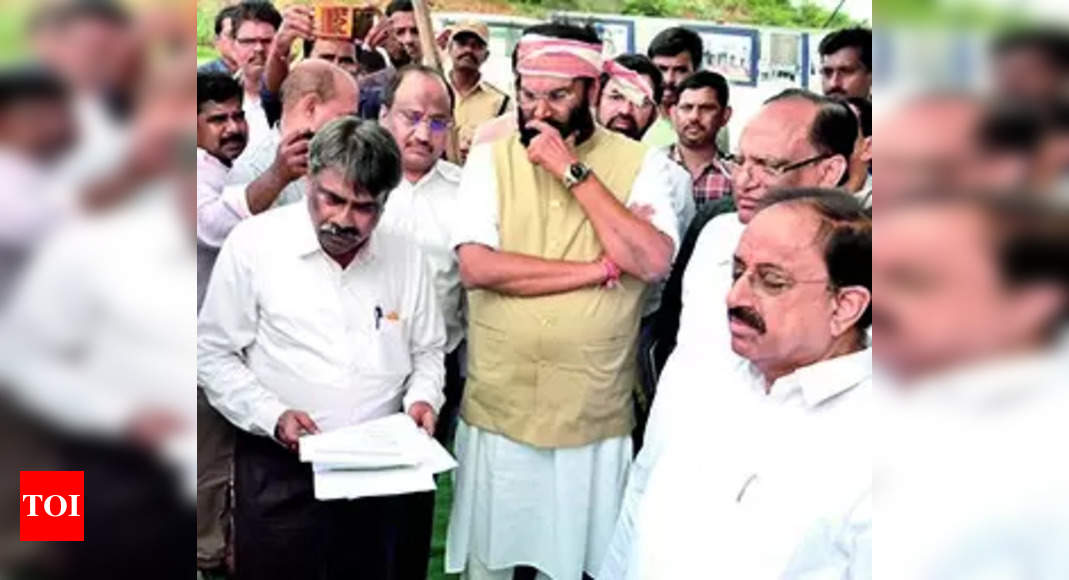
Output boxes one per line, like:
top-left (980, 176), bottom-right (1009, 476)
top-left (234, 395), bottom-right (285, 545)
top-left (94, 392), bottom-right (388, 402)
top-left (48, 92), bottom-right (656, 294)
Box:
top-left (374, 306), bottom-right (383, 330)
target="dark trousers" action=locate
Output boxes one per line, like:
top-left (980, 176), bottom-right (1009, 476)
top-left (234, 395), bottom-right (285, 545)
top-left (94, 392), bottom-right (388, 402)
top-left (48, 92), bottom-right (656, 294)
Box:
top-left (434, 345), bottom-right (464, 447)
top-left (632, 314), bottom-right (659, 454)
top-left (233, 430), bottom-right (435, 580)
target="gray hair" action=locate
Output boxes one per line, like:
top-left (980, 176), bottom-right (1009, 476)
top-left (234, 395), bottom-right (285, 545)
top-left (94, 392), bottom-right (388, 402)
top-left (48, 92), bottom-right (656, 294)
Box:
top-left (308, 117), bottom-right (402, 200)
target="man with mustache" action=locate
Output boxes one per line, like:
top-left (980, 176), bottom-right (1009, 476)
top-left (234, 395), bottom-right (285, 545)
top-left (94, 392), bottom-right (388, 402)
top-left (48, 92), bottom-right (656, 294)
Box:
top-left (198, 60), bottom-right (358, 252)
top-left (378, 65), bottom-right (467, 445)
top-left (666, 70), bottom-right (734, 209)
top-left (818, 26), bottom-right (872, 99)
top-left (195, 71), bottom-right (248, 575)
top-left (596, 54), bottom-right (664, 141)
top-left (198, 117), bottom-right (446, 580)
top-left (228, 2), bottom-right (282, 158)
top-left (446, 20), bottom-right (511, 164)
top-left (602, 189), bottom-right (873, 578)
top-left (446, 22), bottom-right (682, 580)
top-left (651, 89), bottom-right (856, 374)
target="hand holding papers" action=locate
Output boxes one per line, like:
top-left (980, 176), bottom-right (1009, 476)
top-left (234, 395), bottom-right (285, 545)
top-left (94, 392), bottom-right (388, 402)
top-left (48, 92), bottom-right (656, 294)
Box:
top-left (299, 413), bottom-right (458, 500)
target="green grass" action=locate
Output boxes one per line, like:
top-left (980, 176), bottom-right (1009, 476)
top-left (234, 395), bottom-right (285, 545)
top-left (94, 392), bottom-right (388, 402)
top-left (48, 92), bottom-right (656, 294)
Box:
top-left (429, 473), bottom-right (461, 580)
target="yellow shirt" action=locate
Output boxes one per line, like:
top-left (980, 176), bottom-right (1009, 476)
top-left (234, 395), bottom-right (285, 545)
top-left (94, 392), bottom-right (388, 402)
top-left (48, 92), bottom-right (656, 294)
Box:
top-left (462, 128), bottom-right (650, 448)
top-left (450, 77), bottom-right (511, 163)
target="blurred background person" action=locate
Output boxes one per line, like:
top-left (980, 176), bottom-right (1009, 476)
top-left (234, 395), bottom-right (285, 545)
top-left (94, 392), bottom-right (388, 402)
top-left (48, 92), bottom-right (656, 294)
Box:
top-left (818, 26), bottom-right (871, 100)
top-left (876, 93), bottom-right (984, 208)
top-left (198, 5), bottom-right (241, 75)
top-left (0, 67), bottom-right (76, 304)
top-left (875, 192), bottom-right (1069, 579)
top-left (0, 12), bottom-right (196, 573)
top-left (445, 20), bottom-right (510, 165)
top-left (990, 27), bottom-right (1069, 103)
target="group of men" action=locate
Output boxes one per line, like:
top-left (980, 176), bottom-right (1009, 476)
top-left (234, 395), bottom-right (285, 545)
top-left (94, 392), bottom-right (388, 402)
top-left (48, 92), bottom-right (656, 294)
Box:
top-left (196, 2), bottom-right (876, 578)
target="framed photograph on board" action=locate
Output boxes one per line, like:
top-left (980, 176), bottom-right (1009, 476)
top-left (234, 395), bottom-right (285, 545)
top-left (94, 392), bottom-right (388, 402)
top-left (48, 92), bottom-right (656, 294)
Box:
top-left (550, 13), bottom-right (635, 60)
top-left (690, 25), bottom-right (760, 87)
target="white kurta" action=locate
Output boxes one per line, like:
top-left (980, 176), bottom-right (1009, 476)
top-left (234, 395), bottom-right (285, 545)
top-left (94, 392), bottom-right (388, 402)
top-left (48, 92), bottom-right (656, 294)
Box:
top-left (445, 141), bottom-right (682, 579)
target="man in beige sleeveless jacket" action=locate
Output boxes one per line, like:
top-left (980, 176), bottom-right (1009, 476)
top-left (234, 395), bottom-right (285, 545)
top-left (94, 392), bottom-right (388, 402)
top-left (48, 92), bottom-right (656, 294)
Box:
top-left (445, 22), bottom-right (682, 580)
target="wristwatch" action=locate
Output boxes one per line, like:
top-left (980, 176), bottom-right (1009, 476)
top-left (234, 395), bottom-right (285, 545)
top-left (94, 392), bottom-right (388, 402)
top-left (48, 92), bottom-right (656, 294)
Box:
top-left (562, 161), bottom-right (592, 189)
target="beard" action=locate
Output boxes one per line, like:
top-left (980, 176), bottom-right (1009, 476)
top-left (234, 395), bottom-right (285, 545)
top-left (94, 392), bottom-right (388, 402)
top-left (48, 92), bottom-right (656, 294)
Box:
top-left (606, 113), bottom-right (655, 141)
top-left (518, 92), bottom-right (596, 148)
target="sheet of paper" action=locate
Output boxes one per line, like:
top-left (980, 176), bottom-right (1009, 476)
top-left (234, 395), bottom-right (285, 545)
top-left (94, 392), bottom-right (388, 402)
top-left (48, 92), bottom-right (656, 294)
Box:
top-left (313, 465), bottom-right (436, 500)
top-left (301, 413), bottom-right (459, 500)
top-left (299, 413), bottom-right (426, 468)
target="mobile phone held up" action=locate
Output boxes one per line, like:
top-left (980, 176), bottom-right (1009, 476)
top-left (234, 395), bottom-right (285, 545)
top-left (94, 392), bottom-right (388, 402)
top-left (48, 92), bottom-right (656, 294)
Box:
top-left (314, 5), bottom-right (378, 42)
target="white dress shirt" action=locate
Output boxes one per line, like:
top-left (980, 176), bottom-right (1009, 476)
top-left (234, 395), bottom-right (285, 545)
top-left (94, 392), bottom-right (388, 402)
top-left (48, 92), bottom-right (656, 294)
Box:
top-left (197, 128), bottom-right (305, 249)
top-left (379, 160), bottom-right (465, 353)
top-left (641, 148), bottom-right (695, 318)
top-left (601, 348), bottom-right (873, 580)
top-left (197, 202), bottom-right (447, 437)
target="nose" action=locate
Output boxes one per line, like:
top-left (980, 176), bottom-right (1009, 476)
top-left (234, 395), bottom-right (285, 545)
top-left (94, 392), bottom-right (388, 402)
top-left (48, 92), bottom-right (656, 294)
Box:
top-left (732, 162), bottom-right (758, 191)
top-left (725, 271), bottom-right (753, 310)
top-left (533, 99), bottom-right (551, 120)
top-left (413, 119), bottom-right (432, 141)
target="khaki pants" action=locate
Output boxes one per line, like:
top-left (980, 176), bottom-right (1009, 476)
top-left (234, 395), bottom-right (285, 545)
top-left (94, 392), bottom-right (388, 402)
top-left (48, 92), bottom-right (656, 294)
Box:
top-left (197, 388), bottom-right (235, 569)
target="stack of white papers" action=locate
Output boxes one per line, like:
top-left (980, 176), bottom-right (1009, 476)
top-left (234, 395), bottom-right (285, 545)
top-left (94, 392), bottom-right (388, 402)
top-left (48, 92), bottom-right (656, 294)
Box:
top-left (299, 413), bottom-right (458, 500)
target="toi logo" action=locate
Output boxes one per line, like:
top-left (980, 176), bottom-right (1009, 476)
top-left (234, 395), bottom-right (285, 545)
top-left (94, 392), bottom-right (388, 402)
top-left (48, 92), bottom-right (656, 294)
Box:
top-left (20, 471), bottom-right (84, 541)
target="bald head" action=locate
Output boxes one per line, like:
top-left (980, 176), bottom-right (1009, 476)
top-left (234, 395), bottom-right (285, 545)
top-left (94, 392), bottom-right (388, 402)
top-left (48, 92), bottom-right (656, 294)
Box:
top-left (279, 59), bottom-right (359, 133)
top-left (733, 92), bottom-right (853, 223)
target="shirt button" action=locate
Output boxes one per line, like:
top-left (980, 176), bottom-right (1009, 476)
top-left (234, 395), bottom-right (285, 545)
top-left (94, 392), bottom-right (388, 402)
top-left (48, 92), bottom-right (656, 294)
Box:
top-left (550, 200), bottom-right (562, 209)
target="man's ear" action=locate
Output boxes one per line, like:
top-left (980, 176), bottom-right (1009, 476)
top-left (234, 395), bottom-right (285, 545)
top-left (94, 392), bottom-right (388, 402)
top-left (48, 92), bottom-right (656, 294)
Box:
top-left (379, 104), bottom-right (389, 123)
top-left (830, 285), bottom-right (871, 338)
top-left (721, 105), bottom-right (733, 127)
top-left (861, 136), bottom-right (872, 164)
top-left (298, 93), bottom-right (319, 122)
top-left (820, 154), bottom-right (849, 187)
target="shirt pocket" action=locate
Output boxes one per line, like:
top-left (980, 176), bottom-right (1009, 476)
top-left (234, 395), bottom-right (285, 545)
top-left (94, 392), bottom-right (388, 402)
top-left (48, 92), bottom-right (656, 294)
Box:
top-left (362, 317), bottom-right (413, 380)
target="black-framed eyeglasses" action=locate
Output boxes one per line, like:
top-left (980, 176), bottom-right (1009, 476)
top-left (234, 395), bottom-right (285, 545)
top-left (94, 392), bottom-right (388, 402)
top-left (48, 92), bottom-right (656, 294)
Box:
top-left (730, 152), bottom-right (835, 179)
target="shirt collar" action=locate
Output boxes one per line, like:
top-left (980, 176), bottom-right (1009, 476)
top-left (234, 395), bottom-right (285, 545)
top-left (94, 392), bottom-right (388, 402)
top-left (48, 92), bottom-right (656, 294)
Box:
top-left (290, 204), bottom-right (380, 266)
top-left (666, 143), bottom-right (730, 178)
top-left (747, 348), bottom-right (872, 408)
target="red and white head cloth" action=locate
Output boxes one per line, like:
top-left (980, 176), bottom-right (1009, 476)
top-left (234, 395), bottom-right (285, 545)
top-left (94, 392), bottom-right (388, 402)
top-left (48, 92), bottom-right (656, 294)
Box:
top-left (515, 34), bottom-right (604, 80)
top-left (603, 60), bottom-right (656, 107)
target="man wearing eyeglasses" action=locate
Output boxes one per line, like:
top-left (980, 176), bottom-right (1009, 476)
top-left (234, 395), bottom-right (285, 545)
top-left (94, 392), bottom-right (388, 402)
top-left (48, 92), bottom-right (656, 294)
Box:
top-left (651, 88), bottom-right (857, 376)
top-left (602, 189), bottom-right (872, 579)
top-left (446, 23), bottom-right (681, 580)
top-left (228, 2), bottom-right (283, 161)
top-left (379, 65), bottom-right (467, 445)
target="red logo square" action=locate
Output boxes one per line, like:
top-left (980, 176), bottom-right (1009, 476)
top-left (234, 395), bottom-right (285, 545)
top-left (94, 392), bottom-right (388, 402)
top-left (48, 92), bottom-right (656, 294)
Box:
top-left (20, 471), bottom-right (84, 542)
